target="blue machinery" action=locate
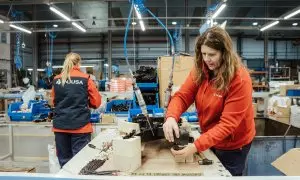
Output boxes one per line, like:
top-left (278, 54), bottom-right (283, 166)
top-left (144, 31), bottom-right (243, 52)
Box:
top-left (124, 0), bottom-right (176, 120)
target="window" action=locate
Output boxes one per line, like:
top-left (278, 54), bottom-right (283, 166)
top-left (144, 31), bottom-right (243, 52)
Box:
top-left (1, 33), bottom-right (7, 43)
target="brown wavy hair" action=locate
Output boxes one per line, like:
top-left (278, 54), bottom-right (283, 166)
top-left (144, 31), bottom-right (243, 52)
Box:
top-left (194, 26), bottom-right (241, 91)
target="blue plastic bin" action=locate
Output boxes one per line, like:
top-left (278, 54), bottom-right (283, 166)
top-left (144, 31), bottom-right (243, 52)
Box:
top-left (90, 113), bottom-right (100, 123)
top-left (8, 101), bottom-right (43, 121)
top-left (105, 100), bottom-right (132, 115)
top-left (287, 89), bottom-right (300, 96)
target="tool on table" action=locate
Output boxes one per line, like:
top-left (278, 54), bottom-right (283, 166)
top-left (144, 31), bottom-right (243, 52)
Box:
top-left (197, 152), bottom-right (213, 165)
top-left (88, 144), bottom-right (102, 152)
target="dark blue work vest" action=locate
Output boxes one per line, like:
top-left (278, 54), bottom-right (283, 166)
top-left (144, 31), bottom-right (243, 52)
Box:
top-left (52, 76), bottom-right (90, 130)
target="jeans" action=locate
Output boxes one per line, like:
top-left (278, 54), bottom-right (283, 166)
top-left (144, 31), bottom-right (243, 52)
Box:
top-left (211, 142), bottom-right (252, 176)
top-left (55, 132), bottom-right (91, 167)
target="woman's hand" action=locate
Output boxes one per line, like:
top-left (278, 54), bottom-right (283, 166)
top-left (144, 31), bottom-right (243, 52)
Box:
top-left (171, 143), bottom-right (198, 158)
top-left (163, 117), bottom-right (179, 142)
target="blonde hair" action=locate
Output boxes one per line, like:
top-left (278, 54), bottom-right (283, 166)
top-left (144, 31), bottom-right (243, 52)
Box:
top-left (194, 26), bottom-right (241, 92)
top-left (61, 52), bottom-right (81, 86)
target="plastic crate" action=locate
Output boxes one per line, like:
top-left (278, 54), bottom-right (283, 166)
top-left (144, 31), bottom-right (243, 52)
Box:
top-left (133, 93), bottom-right (159, 113)
top-left (128, 108), bottom-right (142, 122)
top-left (8, 101), bottom-right (43, 121)
top-left (287, 90), bottom-right (300, 96)
top-left (152, 108), bottom-right (198, 122)
top-left (137, 83), bottom-right (158, 91)
top-left (105, 100), bottom-right (132, 115)
top-left (90, 113), bottom-right (100, 123)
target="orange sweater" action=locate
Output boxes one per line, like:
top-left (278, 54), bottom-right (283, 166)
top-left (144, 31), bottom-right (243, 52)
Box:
top-left (166, 66), bottom-right (255, 152)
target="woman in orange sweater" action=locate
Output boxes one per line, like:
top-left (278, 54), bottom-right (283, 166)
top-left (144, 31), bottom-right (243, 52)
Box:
top-left (51, 53), bottom-right (101, 167)
top-left (163, 27), bottom-right (255, 176)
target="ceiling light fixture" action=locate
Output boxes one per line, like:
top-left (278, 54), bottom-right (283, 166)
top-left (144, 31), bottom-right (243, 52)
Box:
top-left (49, 5), bottom-right (71, 21)
top-left (53, 24), bottom-right (58, 28)
top-left (212, 3), bottom-right (226, 19)
top-left (283, 6), bottom-right (300, 20)
top-left (0, 19), bottom-right (4, 23)
top-left (292, 22), bottom-right (298, 26)
top-left (260, 20), bottom-right (279, 31)
top-left (132, 21), bottom-right (137, 25)
top-left (9, 24), bottom-right (32, 34)
top-left (172, 21), bottom-right (177, 25)
top-left (72, 22), bottom-right (86, 32)
top-left (252, 22), bottom-right (258, 26)
top-left (134, 4), bottom-right (145, 31)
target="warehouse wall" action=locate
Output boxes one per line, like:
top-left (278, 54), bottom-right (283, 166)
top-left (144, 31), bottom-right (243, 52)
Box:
top-left (18, 33), bottom-right (300, 76)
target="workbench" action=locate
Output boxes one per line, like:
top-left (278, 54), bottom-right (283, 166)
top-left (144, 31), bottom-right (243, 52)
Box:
top-left (58, 129), bottom-right (231, 177)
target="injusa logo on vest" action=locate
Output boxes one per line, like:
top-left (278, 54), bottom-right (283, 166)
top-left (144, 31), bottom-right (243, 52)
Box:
top-left (56, 79), bottom-right (84, 85)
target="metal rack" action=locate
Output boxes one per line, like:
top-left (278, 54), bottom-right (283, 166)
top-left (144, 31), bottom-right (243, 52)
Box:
top-left (269, 67), bottom-right (291, 81)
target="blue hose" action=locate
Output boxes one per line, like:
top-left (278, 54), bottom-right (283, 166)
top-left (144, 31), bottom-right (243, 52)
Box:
top-left (146, 9), bottom-right (175, 54)
top-left (124, 1), bottom-right (134, 75)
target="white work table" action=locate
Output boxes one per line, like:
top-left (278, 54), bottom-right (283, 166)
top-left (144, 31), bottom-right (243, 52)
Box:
top-left (58, 128), bottom-right (231, 177)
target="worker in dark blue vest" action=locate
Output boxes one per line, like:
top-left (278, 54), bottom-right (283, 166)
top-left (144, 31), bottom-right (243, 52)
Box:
top-left (51, 52), bottom-right (101, 167)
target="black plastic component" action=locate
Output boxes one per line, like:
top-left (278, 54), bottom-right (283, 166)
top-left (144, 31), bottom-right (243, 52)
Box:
top-left (134, 66), bottom-right (157, 83)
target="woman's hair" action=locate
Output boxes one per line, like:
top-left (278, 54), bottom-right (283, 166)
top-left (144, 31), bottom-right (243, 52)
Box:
top-left (194, 26), bottom-right (241, 91)
top-left (61, 52), bottom-right (81, 86)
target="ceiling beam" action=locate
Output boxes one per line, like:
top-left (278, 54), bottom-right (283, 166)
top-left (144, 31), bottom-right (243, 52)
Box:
top-left (0, 0), bottom-right (127, 5)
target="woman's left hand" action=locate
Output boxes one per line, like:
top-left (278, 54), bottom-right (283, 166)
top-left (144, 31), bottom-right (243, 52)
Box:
top-left (171, 143), bottom-right (198, 157)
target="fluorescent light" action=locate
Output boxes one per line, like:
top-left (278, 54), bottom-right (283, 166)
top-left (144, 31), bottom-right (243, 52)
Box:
top-left (27, 68), bottom-right (45, 72)
top-left (72, 22), bottom-right (86, 32)
top-left (134, 5), bottom-right (142, 20)
top-left (53, 24), bottom-right (58, 28)
top-left (284, 7), bottom-right (300, 20)
top-left (252, 22), bottom-right (258, 26)
top-left (104, 64), bottom-right (109, 67)
top-left (213, 21), bottom-right (218, 25)
top-left (212, 3), bottom-right (226, 19)
top-left (134, 4), bottom-right (146, 31)
top-left (132, 21), bottom-right (137, 25)
top-left (53, 65), bottom-right (63, 69)
top-left (172, 21), bottom-right (177, 25)
top-left (292, 22), bottom-right (298, 26)
top-left (260, 20), bottom-right (279, 31)
top-left (9, 24), bottom-right (32, 34)
top-left (139, 20), bottom-right (145, 31)
top-left (49, 6), bottom-right (71, 21)
top-left (0, 19), bottom-right (3, 23)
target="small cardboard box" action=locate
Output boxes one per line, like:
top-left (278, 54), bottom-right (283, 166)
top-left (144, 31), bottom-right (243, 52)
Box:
top-left (253, 103), bottom-right (257, 118)
top-left (272, 148), bottom-right (300, 176)
top-left (101, 114), bottom-right (115, 124)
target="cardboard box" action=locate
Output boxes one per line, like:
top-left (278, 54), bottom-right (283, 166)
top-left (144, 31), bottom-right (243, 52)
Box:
top-left (272, 148), bottom-right (300, 176)
top-left (279, 85), bottom-right (300, 96)
top-left (253, 103), bottom-right (257, 118)
top-left (157, 55), bottom-right (194, 107)
top-left (101, 114), bottom-right (115, 124)
top-left (268, 115), bottom-right (290, 125)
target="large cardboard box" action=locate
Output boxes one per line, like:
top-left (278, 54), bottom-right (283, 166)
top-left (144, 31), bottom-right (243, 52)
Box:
top-left (279, 85), bottom-right (300, 96)
top-left (157, 55), bottom-right (194, 107)
top-left (272, 148), bottom-right (300, 176)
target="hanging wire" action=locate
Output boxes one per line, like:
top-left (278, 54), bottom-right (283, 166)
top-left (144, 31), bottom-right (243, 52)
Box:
top-left (132, 7), bottom-right (136, 72)
top-left (165, 0), bottom-right (169, 55)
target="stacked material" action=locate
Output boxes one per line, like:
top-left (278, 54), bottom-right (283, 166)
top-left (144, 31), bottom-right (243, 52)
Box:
top-left (110, 78), bottom-right (133, 93)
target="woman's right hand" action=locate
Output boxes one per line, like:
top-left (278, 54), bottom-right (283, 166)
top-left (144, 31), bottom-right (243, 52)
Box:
top-left (163, 117), bottom-right (180, 142)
